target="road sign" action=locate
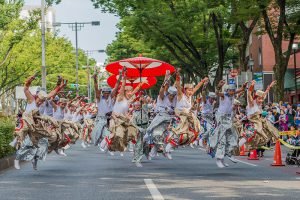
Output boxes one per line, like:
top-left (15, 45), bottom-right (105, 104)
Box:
top-left (70, 84), bottom-right (79, 88)
top-left (253, 72), bottom-right (264, 90)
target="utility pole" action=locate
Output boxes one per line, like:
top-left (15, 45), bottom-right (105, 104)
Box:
top-left (75, 22), bottom-right (79, 96)
top-left (86, 53), bottom-right (91, 102)
top-left (85, 49), bottom-right (105, 102)
top-left (53, 21), bottom-right (100, 96)
top-left (41, 0), bottom-right (46, 91)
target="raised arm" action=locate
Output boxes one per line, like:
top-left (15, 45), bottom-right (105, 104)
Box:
top-left (47, 78), bottom-right (68, 99)
top-left (111, 71), bottom-right (122, 98)
top-left (159, 72), bottom-right (171, 100)
top-left (263, 80), bottom-right (276, 100)
top-left (117, 72), bottom-right (126, 102)
top-left (93, 73), bottom-right (101, 101)
top-left (201, 82), bottom-right (209, 103)
top-left (24, 75), bottom-right (36, 104)
top-left (131, 82), bottom-right (145, 97)
top-left (216, 80), bottom-right (225, 98)
top-left (247, 80), bottom-right (255, 108)
top-left (235, 82), bottom-right (248, 95)
top-left (50, 100), bottom-right (58, 111)
top-left (175, 69), bottom-right (183, 100)
top-left (192, 77), bottom-right (208, 95)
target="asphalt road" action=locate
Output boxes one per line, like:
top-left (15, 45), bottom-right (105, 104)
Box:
top-left (0, 144), bottom-right (299, 200)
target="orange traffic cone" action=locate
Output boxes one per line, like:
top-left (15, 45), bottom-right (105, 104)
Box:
top-left (248, 149), bottom-right (259, 160)
top-left (271, 140), bottom-right (285, 167)
top-left (239, 145), bottom-right (246, 156)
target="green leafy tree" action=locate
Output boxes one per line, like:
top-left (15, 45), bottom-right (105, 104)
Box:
top-left (258, 0), bottom-right (300, 101)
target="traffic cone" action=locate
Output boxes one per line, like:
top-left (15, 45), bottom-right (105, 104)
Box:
top-left (239, 145), bottom-right (246, 156)
top-left (271, 140), bottom-right (285, 167)
top-left (248, 149), bottom-right (259, 160)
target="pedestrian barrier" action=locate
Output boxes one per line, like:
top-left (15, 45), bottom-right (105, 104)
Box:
top-left (271, 140), bottom-right (285, 167)
top-left (248, 149), bottom-right (259, 160)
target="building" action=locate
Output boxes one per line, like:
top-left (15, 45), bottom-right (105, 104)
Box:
top-left (247, 25), bottom-right (300, 103)
top-left (20, 5), bottom-right (56, 33)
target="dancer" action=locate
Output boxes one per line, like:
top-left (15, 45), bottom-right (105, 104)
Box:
top-left (165, 69), bottom-right (208, 159)
top-left (210, 80), bottom-right (247, 168)
top-left (239, 80), bottom-right (278, 149)
top-left (107, 69), bottom-right (144, 152)
top-left (92, 71), bottom-right (120, 152)
top-left (131, 100), bottom-right (149, 167)
top-left (201, 88), bottom-right (217, 146)
top-left (146, 71), bottom-right (177, 158)
top-left (13, 74), bottom-right (66, 170)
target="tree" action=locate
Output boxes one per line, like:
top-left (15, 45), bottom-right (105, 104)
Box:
top-left (230, 0), bottom-right (260, 72)
top-left (93, 0), bottom-right (222, 83)
top-left (258, 0), bottom-right (300, 101)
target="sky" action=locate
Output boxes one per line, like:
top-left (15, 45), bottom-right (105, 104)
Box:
top-left (24, 0), bottom-right (120, 65)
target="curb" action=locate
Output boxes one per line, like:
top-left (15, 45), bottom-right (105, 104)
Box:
top-left (0, 155), bottom-right (15, 171)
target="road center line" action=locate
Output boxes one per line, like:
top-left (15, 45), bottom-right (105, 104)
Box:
top-left (236, 159), bottom-right (258, 167)
top-left (144, 179), bottom-right (164, 200)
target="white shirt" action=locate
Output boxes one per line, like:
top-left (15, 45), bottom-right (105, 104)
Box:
top-left (218, 93), bottom-right (234, 115)
top-left (53, 106), bottom-right (65, 120)
top-left (25, 101), bottom-right (38, 114)
top-left (202, 101), bottom-right (213, 114)
top-left (97, 96), bottom-right (113, 116)
top-left (155, 95), bottom-right (176, 113)
top-left (247, 100), bottom-right (262, 117)
top-left (113, 98), bottom-right (129, 115)
top-left (176, 95), bottom-right (192, 112)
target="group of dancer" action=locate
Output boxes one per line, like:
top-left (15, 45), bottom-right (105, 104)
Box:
top-left (10, 67), bottom-right (279, 170)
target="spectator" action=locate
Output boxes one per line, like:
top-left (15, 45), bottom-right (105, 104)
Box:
top-left (286, 103), bottom-right (295, 127)
top-left (279, 109), bottom-right (288, 131)
top-left (294, 104), bottom-right (300, 130)
top-left (272, 107), bottom-right (280, 129)
top-left (267, 109), bottom-right (275, 124)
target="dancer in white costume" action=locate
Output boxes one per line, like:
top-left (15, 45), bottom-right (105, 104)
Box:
top-left (104, 69), bottom-right (144, 152)
top-left (146, 71), bottom-right (177, 158)
top-left (210, 80), bottom-right (246, 168)
top-left (14, 75), bottom-right (66, 170)
top-left (92, 71), bottom-right (120, 152)
top-left (165, 69), bottom-right (208, 159)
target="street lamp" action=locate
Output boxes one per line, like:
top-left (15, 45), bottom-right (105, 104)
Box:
top-left (292, 43), bottom-right (298, 103)
top-left (85, 49), bottom-right (105, 102)
top-left (53, 21), bottom-right (101, 95)
top-left (247, 58), bottom-right (254, 82)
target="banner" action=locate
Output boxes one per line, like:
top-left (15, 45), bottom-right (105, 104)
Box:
top-left (253, 72), bottom-right (263, 90)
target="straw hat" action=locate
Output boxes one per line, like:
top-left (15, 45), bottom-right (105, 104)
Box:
top-left (208, 92), bottom-right (217, 98)
top-left (168, 86), bottom-right (177, 95)
top-left (233, 99), bottom-right (241, 106)
top-left (184, 83), bottom-right (194, 89)
top-left (37, 91), bottom-right (47, 100)
top-left (59, 98), bottom-right (68, 104)
top-left (255, 90), bottom-right (265, 98)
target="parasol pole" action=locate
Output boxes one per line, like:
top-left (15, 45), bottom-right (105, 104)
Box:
top-left (139, 59), bottom-right (143, 125)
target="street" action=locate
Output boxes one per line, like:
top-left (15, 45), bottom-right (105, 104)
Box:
top-left (0, 145), bottom-right (299, 200)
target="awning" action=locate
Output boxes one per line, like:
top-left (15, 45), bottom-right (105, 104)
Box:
top-left (284, 69), bottom-right (300, 90)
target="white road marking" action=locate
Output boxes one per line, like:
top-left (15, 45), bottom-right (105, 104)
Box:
top-left (235, 159), bottom-right (258, 167)
top-left (144, 179), bottom-right (164, 200)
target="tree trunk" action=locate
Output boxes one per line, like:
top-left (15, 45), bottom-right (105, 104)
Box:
top-left (238, 42), bottom-right (249, 72)
top-left (273, 56), bottom-right (287, 101)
